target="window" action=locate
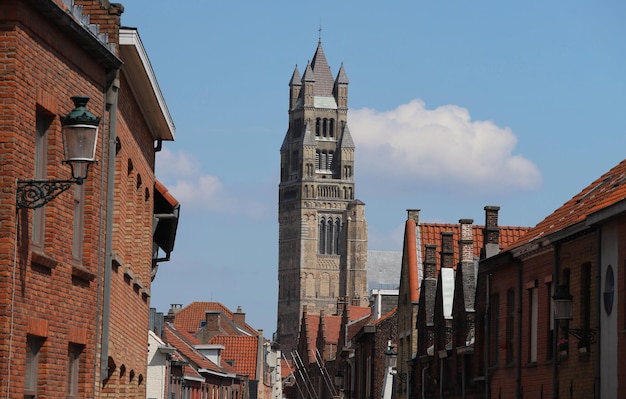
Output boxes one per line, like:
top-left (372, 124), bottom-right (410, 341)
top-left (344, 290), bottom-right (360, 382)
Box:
top-left (67, 344), bottom-right (83, 399)
top-left (25, 335), bottom-right (44, 399)
top-left (506, 289), bottom-right (515, 365)
top-left (529, 287), bottom-right (538, 363)
top-left (318, 216), bottom-right (341, 255)
top-left (33, 112), bottom-right (52, 249)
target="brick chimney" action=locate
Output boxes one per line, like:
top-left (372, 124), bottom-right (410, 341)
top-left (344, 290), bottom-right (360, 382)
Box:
top-left (205, 310), bottom-right (221, 334)
top-left (336, 297), bottom-right (347, 316)
top-left (440, 232), bottom-right (454, 269)
top-left (459, 219), bottom-right (476, 311)
top-left (424, 244), bottom-right (437, 279)
top-left (407, 209), bottom-right (420, 223)
top-left (459, 219), bottom-right (474, 264)
top-left (233, 306), bottom-right (246, 327)
top-left (482, 206), bottom-right (501, 259)
top-left (164, 303), bottom-right (183, 323)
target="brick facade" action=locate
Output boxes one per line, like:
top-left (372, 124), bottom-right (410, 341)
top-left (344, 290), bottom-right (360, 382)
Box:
top-left (0, 1), bottom-right (175, 398)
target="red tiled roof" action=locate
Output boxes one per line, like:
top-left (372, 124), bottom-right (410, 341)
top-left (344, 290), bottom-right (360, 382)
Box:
top-left (507, 158), bottom-right (626, 250)
top-left (373, 308), bottom-right (397, 325)
top-left (155, 179), bottom-right (179, 208)
top-left (281, 358), bottom-right (295, 378)
top-left (419, 223), bottom-right (529, 269)
top-left (302, 314), bottom-right (320, 363)
top-left (322, 315), bottom-right (342, 344)
top-left (163, 324), bottom-right (222, 373)
top-left (209, 335), bottom-right (258, 378)
top-left (173, 302), bottom-right (258, 336)
top-left (347, 315), bottom-right (373, 342)
top-left (347, 306), bottom-right (371, 321)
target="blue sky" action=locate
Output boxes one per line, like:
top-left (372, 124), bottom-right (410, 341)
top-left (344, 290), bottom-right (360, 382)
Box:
top-left (120, 1), bottom-right (626, 335)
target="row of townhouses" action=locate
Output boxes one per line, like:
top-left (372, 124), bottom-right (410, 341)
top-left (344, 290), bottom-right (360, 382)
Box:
top-left (286, 157), bottom-right (626, 399)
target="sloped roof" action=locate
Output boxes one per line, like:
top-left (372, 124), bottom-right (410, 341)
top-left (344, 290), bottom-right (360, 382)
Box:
top-left (347, 314), bottom-right (373, 342)
top-left (373, 308), bottom-right (397, 326)
top-left (420, 223), bottom-right (529, 269)
top-left (347, 306), bottom-right (371, 321)
top-left (310, 41), bottom-right (335, 97)
top-left (173, 302), bottom-right (258, 336)
top-left (508, 158), bottom-right (626, 250)
top-left (163, 324), bottom-right (223, 373)
top-left (209, 335), bottom-right (258, 378)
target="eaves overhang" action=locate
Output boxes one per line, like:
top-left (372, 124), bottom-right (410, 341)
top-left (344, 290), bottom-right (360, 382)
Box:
top-left (508, 221), bottom-right (593, 260)
top-left (26, 0), bottom-right (122, 70)
top-left (119, 27), bottom-right (175, 141)
top-left (587, 197), bottom-right (626, 226)
top-left (198, 369), bottom-right (237, 379)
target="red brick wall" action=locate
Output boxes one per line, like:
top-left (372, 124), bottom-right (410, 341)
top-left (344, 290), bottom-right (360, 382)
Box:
top-left (0, 2), bottom-right (110, 398)
top-left (1, 1), bottom-right (157, 398)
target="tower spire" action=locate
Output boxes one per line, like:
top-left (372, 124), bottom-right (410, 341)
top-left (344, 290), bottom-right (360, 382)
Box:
top-left (318, 20), bottom-right (322, 44)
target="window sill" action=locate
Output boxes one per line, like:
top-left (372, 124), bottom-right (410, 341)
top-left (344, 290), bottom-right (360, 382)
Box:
top-left (30, 251), bottom-right (58, 270)
top-left (71, 265), bottom-right (96, 282)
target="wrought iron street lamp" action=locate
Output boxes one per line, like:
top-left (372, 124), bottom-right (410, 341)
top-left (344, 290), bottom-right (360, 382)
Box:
top-left (385, 345), bottom-right (398, 369)
top-left (552, 284), bottom-right (573, 321)
top-left (16, 96), bottom-right (100, 209)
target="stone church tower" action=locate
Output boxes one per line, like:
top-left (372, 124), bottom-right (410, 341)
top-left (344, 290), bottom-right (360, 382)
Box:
top-left (276, 40), bottom-right (368, 355)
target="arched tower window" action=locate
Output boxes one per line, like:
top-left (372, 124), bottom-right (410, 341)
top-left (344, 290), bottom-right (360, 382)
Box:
top-left (335, 219), bottom-right (341, 253)
top-left (326, 218), bottom-right (333, 254)
top-left (315, 118), bottom-right (321, 136)
top-left (319, 218), bottom-right (326, 254)
top-left (329, 119), bottom-right (335, 138)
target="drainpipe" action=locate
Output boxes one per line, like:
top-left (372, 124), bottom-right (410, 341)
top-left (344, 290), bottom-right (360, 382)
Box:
top-left (595, 230), bottom-right (601, 399)
top-left (421, 364), bottom-right (428, 399)
top-left (552, 243), bottom-right (560, 399)
top-left (516, 259), bottom-right (522, 399)
top-left (484, 273), bottom-right (491, 399)
top-left (100, 72), bottom-right (120, 380)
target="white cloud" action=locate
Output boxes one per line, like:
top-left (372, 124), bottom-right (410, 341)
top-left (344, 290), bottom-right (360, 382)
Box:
top-left (350, 99), bottom-right (542, 194)
top-left (155, 147), bottom-right (270, 216)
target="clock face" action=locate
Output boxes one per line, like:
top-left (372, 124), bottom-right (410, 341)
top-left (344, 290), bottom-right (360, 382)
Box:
top-left (604, 265), bottom-right (615, 315)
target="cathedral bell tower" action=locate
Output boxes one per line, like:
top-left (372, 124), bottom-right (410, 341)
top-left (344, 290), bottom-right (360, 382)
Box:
top-left (276, 40), bottom-right (368, 355)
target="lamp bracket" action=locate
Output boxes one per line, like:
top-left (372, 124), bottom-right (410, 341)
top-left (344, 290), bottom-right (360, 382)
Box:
top-left (568, 328), bottom-right (597, 345)
top-left (17, 179), bottom-right (77, 209)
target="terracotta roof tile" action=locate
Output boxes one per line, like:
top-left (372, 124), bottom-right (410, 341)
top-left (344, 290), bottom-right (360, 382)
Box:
top-left (347, 306), bottom-right (371, 321)
top-left (322, 315), bottom-right (342, 345)
top-left (173, 302), bottom-right (258, 336)
top-left (507, 158), bottom-right (626, 249)
top-left (373, 308), bottom-right (397, 325)
top-left (209, 335), bottom-right (258, 378)
top-left (419, 223), bottom-right (529, 269)
top-left (347, 315), bottom-right (373, 342)
top-left (163, 324), bottom-right (222, 373)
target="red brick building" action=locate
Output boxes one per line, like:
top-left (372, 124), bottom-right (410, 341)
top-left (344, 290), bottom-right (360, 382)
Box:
top-left (477, 158), bottom-right (626, 399)
top-left (0, 1), bottom-right (177, 397)
top-left (398, 208), bottom-right (528, 399)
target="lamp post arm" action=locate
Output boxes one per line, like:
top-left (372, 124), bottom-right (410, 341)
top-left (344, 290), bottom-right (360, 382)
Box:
top-left (16, 179), bottom-right (77, 209)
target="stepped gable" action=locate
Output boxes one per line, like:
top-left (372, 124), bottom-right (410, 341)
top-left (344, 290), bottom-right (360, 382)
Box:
top-left (209, 335), bottom-right (259, 378)
top-left (302, 313), bottom-right (320, 363)
top-left (507, 158), bottom-right (626, 250)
